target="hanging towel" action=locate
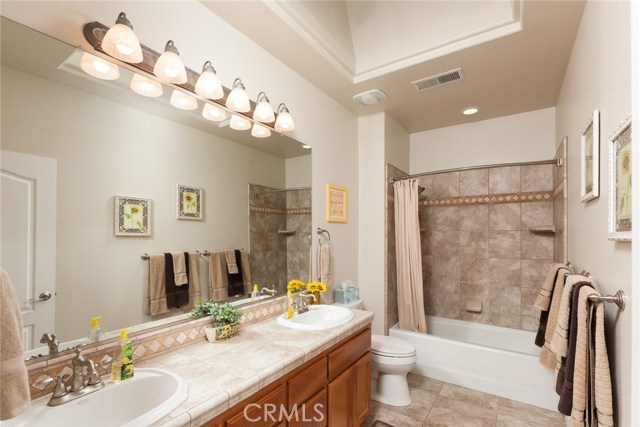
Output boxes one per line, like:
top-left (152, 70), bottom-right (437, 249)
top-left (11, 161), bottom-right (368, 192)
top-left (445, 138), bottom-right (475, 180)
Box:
top-left (171, 252), bottom-right (188, 287)
top-left (0, 269), bottom-right (30, 421)
top-left (537, 267), bottom-right (572, 370)
top-left (535, 264), bottom-right (573, 347)
top-left (227, 250), bottom-right (245, 297)
top-left (318, 242), bottom-right (332, 285)
top-left (224, 250), bottom-right (239, 274)
top-left (165, 253), bottom-right (190, 308)
top-left (144, 253), bottom-right (200, 315)
top-left (208, 250), bottom-right (251, 301)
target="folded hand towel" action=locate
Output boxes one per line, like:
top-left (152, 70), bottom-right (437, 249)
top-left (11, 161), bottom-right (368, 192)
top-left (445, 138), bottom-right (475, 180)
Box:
top-left (538, 267), bottom-right (572, 370)
top-left (209, 250), bottom-right (251, 301)
top-left (0, 269), bottom-right (30, 421)
top-left (171, 252), bottom-right (188, 287)
top-left (318, 243), bottom-right (332, 285)
top-left (225, 250), bottom-right (239, 274)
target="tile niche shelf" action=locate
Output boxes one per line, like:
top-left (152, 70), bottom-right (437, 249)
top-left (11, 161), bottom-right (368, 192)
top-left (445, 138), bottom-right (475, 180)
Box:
top-left (528, 225), bottom-right (556, 234)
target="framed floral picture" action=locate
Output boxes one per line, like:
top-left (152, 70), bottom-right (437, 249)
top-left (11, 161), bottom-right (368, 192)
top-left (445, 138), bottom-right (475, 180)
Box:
top-left (608, 116), bottom-right (632, 241)
top-left (114, 195), bottom-right (151, 236)
top-left (326, 183), bottom-right (348, 223)
top-left (580, 109), bottom-right (600, 202)
top-left (177, 185), bottom-right (203, 220)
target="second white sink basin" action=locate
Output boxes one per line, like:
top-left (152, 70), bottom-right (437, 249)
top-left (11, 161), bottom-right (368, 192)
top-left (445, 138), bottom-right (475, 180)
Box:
top-left (277, 304), bottom-right (355, 330)
top-left (5, 368), bottom-right (188, 427)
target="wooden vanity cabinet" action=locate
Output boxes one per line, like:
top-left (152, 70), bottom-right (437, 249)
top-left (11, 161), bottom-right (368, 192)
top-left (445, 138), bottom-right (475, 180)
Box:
top-left (203, 326), bottom-right (371, 427)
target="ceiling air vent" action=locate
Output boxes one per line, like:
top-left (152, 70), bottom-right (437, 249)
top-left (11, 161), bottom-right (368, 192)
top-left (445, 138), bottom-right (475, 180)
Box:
top-left (411, 68), bottom-right (464, 92)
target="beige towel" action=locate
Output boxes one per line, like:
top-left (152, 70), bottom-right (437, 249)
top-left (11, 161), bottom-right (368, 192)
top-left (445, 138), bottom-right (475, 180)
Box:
top-left (171, 252), bottom-right (188, 287)
top-left (224, 250), bottom-right (239, 274)
top-left (144, 253), bottom-right (201, 315)
top-left (0, 269), bottom-right (30, 421)
top-left (534, 263), bottom-right (568, 310)
top-left (318, 243), bottom-right (332, 285)
top-left (591, 295), bottom-right (614, 426)
top-left (208, 250), bottom-right (251, 301)
top-left (538, 267), bottom-right (571, 370)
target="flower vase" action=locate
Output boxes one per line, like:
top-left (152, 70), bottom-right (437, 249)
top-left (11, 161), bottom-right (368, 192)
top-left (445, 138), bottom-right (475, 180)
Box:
top-left (311, 291), bottom-right (321, 305)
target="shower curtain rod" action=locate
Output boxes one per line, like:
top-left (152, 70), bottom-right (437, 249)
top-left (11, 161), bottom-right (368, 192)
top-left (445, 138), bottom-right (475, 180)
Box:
top-left (252, 186), bottom-right (311, 198)
top-left (389, 158), bottom-right (561, 184)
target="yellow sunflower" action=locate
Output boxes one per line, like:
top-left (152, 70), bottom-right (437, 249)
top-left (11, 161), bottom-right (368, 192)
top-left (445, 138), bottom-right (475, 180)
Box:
top-left (130, 206), bottom-right (140, 215)
top-left (287, 279), bottom-right (306, 291)
top-left (306, 282), bottom-right (327, 293)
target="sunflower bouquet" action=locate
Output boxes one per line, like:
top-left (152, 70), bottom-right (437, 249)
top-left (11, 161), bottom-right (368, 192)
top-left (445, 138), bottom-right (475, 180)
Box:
top-left (286, 279), bottom-right (327, 305)
top-left (305, 282), bottom-right (328, 293)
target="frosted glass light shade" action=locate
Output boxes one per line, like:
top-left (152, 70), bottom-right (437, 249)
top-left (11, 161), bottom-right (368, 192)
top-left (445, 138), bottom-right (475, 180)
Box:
top-left (225, 78), bottom-right (250, 112)
top-left (153, 41), bottom-right (187, 84)
top-left (275, 104), bottom-right (295, 132)
top-left (130, 73), bottom-right (163, 97)
top-left (230, 114), bottom-right (251, 131)
top-left (195, 61), bottom-right (223, 100)
top-left (202, 103), bottom-right (228, 122)
top-left (252, 92), bottom-right (275, 123)
top-left (80, 52), bottom-right (120, 80)
top-left (170, 90), bottom-right (198, 110)
top-left (251, 123), bottom-right (271, 138)
top-left (101, 12), bottom-right (143, 63)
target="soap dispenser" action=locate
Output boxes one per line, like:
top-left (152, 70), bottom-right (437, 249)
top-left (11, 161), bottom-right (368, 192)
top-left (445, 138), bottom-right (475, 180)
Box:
top-left (88, 316), bottom-right (102, 343)
top-left (251, 284), bottom-right (259, 300)
top-left (117, 329), bottom-right (134, 381)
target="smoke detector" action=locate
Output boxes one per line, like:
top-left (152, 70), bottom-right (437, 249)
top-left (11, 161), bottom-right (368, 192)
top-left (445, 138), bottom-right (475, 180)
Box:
top-left (411, 68), bottom-right (464, 92)
top-left (352, 89), bottom-right (387, 105)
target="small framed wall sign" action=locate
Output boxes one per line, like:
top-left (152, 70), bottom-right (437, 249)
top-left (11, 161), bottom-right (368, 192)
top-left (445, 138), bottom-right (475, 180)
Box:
top-left (177, 184), bottom-right (203, 220)
top-left (608, 116), bottom-right (632, 241)
top-left (326, 183), bottom-right (348, 223)
top-left (580, 109), bottom-right (600, 202)
top-left (114, 195), bottom-right (151, 236)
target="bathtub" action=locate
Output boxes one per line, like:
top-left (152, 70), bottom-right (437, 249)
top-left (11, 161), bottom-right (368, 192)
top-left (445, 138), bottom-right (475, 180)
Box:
top-left (389, 316), bottom-right (558, 411)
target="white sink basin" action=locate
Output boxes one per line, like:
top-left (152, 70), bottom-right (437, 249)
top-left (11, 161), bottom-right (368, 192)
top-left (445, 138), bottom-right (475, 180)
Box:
top-left (5, 368), bottom-right (188, 427)
top-left (277, 304), bottom-right (355, 330)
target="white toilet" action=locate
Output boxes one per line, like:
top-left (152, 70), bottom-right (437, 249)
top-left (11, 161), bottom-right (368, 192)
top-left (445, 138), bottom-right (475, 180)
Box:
top-left (333, 298), bottom-right (417, 407)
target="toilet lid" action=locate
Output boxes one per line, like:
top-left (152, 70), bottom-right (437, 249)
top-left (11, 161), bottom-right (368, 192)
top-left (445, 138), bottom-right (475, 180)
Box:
top-left (371, 335), bottom-right (416, 357)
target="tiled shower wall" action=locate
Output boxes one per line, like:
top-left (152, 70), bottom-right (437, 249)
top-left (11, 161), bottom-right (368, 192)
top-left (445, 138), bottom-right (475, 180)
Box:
top-left (249, 184), bottom-right (311, 294)
top-left (418, 164), bottom-right (555, 331)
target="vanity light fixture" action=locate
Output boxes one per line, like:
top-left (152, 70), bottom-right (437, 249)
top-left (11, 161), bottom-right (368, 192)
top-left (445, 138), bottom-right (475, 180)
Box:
top-left (130, 73), bottom-right (163, 97)
top-left (202, 103), bottom-right (228, 122)
top-left (80, 52), bottom-right (120, 80)
top-left (170, 89), bottom-right (198, 110)
top-left (230, 114), bottom-right (251, 130)
top-left (154, 40), bottom-right (187, 84)
top-left (461, 106), bottom-right (479, 115)
top-left (101, 12), bottom-right (143, 63)
top-left (275, 103), bottom-right (295, 132)
top-left (195, 61), bottom-right (223, 100)
top-left (252, 92), bottom-right (275, 123)
top-left (225, 78), bottom-right (250, 113)
top-left (251, 123), bottom-right (271, 138)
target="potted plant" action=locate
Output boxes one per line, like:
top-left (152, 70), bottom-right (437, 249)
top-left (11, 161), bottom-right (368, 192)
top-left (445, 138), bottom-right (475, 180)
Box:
top-left (190, 301), bottom-right (243, 342)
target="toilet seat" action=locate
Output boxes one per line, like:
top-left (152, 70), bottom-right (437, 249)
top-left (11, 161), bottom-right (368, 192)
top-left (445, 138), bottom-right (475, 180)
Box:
top-left (371, 335), bottom-right (416, 358)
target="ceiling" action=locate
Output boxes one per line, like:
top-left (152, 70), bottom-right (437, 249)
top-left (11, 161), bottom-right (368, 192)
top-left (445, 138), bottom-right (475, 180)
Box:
top-left (203, 0), bottom-right (586, 133)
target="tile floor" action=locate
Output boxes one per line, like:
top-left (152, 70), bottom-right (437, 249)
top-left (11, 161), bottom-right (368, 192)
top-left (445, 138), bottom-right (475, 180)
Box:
top-left (364, 374), bottom-right (566, 427)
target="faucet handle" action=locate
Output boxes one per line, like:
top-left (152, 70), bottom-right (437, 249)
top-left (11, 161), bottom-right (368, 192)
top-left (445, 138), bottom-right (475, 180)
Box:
top-left (51, 374), bottom-right (70, 398)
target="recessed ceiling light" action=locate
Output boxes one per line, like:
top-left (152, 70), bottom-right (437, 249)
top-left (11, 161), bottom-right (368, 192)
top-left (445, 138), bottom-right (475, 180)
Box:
top-left (353, 89), bottom-right (387, 105)
top-left (302, 144), bottom-right (311, 149)
top-left (461, 106), bottom-right (479, 115)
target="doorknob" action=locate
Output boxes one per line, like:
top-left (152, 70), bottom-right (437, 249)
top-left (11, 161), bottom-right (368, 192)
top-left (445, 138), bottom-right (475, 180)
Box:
top-left (28, 292), bottom-right (52, 303)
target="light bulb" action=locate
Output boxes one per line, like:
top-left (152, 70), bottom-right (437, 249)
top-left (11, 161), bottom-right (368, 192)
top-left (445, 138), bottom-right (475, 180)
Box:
top-left (130, 73), bottom-right (163, 97)
top-left (195, 61), bottom-right (223, 100)
top-left (251, 123), bottom-right (271, 138)
top-left (170, 90), bottom-right (198, 110)
top-left (202, 103), bottom-right (228, 122)
top-left (80, 52), bottom-right (120, 80)
top-left (225, 78), bottom-right (250, 112)
top-left (229, 114), bottom-right (251, 131)
top-left (101, 12), bottom-right (143, 63)
top-left (275, 103), bottom-right (295, 132)
top-left (153, 40), bottom-right (187, 84)
top-left (461, 106), bottom-right (479, 115)
top-left (252, 92), bottom-right (275, 123)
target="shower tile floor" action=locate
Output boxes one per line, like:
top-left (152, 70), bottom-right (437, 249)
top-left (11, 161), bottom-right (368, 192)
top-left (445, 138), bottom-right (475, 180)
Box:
top-left (364, 374), bottom-right (566, 427)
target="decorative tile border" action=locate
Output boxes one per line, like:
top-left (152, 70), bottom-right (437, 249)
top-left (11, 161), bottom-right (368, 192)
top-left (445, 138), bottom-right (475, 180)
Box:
top-left (420, 191), bottom-right (553, 207)
top-left (552, 182), bottom-right (564, 199)
top-left (250, 206), bottom-right (311, 215)
top-left (25, 296), bottom-right (287, 399)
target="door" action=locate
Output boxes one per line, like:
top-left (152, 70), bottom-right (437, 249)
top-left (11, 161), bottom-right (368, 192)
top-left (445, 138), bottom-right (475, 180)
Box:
top-left (1, 150), bottom-right (56, 350)
top-left (352, 353), bottom-right (372, 426)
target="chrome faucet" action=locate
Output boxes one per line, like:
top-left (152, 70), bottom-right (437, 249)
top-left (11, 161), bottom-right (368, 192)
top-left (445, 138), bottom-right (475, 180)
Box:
top-left (40, 333), bottom-right (59, 355)
top-left (260, 286), bottom-right (277, 296)
top-left (293, 291), bottom-right (316, 314)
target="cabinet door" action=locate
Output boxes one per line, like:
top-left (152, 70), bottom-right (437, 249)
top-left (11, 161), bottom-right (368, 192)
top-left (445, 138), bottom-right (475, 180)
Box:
top-left (226, 384), bottom-right (286, 427)
top-left (327, 368), bottom-right (352, 427)
top-left (289, 388), bottom-right (327, 427)
top-left (351, 352), bottom-right (371, 426)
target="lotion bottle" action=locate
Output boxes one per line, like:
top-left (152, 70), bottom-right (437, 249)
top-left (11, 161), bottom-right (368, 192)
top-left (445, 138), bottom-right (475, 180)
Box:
top-left (88, 316), bottom-right (102, 343)
top-left (251, 284), bottom-right (259, 300)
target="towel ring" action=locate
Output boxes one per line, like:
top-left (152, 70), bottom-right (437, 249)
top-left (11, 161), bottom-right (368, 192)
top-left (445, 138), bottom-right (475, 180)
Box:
top-left (317, 227), bottom-right (330, 245)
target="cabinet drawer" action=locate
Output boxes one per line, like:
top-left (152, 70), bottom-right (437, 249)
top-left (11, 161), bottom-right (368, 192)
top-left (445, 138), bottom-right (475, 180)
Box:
top-left (226, 384), bottom-right (286, 427)
top-left (289, 388), bottom-right (327, 427)
top-left (328, 328), bottom-right (371, 381)
top-left (289, 357), bottom-right (327, 407)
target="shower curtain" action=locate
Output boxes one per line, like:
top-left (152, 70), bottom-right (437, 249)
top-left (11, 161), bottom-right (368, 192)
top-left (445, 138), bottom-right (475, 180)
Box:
top-left (393, 179), bottom-right (427, 333)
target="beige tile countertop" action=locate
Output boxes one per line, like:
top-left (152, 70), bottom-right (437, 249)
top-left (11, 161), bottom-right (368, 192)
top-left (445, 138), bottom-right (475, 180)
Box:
top-left (143, 309), bottom-right (374, 427)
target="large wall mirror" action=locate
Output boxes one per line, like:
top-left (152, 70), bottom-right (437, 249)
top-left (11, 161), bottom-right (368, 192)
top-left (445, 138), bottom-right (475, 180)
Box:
top-left (0, 17), bottom-right (312, 358)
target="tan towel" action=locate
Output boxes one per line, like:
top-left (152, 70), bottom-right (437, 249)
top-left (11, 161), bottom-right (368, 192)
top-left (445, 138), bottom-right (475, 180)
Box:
top-left (534, 263), bottom-right (568, 310)
top-left (171, 252), bottom-right (188, 287)
top-left (318, 243), bottom-right (332, 285)
top-left (591, 295), bottom-right (614, 426)
top-left (224, 250), bottom-right (238, 274)
top-left (0, 269), bottom-right (30, 421)
top-left (144, 253), bottom-right (201, 315)
top-left (208, 250), bottom-right (251, 301)
top-left (538, 267), bottom-right (572, 370)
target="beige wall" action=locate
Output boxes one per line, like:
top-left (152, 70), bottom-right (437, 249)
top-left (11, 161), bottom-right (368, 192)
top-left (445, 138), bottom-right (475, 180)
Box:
top-left (385, 114), bottom-right (411, 173)
top-left (285, 155), bottom-right (312, 188)
top-left (555, 1), bottom-right (631, 425)
top-left (410, 107), bottom-right (556, 173)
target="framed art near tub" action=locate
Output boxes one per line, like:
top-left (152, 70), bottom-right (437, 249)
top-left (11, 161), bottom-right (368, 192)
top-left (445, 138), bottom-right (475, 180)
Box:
top-left (580, 109), bottom-right (600, 202)
top-left (114, 195), bottom-right (151, 236)
top-left (177, 184), bottom-right (203, 220)
top-left (326, 183), bottom-right (348, 223)
top-left (608, 116), bottom-right (632, 241)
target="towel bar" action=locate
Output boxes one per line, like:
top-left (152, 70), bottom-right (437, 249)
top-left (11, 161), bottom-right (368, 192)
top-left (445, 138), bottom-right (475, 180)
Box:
top-left (588, 290), bottom-right (626, 311)
top-left (140, 251), bottom-right (210, 260)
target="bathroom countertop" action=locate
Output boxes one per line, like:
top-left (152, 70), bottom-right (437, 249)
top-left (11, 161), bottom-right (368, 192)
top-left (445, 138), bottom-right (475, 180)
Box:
top-left (142, 309), bottom-right (374, 427)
